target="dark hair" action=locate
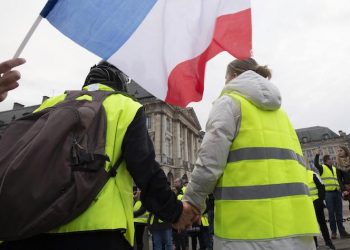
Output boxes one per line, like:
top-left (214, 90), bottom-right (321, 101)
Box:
top-left (83, 61), bottom-right (129, 92)
top-left (323, 155), bottom-right (331, 163)
top-left (226, 58), bottom-right (272, 80)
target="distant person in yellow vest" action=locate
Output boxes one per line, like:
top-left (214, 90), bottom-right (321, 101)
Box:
top-left (307, 170), bottom-right (335, 249)
top-left (133, 189), bottom-right (149, 250)
top-left (173, 178), bottom-right (188, 250)
top-left (0, 61), bottom-right (196, 250)
top-left (314, 149), bottom-right (350, 240)
top-left (182, 58), bottom-right (319, 250)
top-left (0, 58), bottom-right (26, 102)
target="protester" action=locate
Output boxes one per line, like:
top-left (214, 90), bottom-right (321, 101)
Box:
top-left (148, 213), bottom-right (173, 250)
top-left (182, 58), bottom-right (319, 249)
top-left (0, 61), bottom-right (196, 250)
top-left (0, 58), bottom-right (26, 102)
top-left (173, 178), bottom-right (189, 250)
top-left (307, 170), bottom-right (335, 249)
top-left (336, 146), bottom-right (350, 207)
top-left (314, 150), bottom-right (350, 240)
top-left (133, 189), bottom-right (149, 250)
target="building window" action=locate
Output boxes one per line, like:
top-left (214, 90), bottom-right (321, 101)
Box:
top-left (328, 147), bottom-right (334, 154)
top-left (166, 118), bottom-right (171, 132)
top-left (306, 150), bottom-right (312, 158)
top-left (323, 134), bottom-right (330, 140)
top-left (146, 116), bottom-right (152, 129)
top-left (165, 138), bottom-right (172, 157)
top-left (302, 137), bottom-right (308, 143)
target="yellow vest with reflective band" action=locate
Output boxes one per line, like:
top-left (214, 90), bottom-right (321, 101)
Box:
top-left (149, 214), bottom-right (164, 224)
top-left (35, 84), bottom-right (142, 246)
top-left (307, 171), bottom-right (318, 201)
top-left (133, 200), bottom-right (149, 224)
top-left (321, 165), bottom-right (339, 191)
top-left (214, 93), bottom-right (319, 240)
top-left (177, 186), bottom-right (186, 200)
top-left (201, 214), bottom-right (209, 227)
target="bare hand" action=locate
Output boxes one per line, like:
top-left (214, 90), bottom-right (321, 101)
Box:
top-left (173, 201), bottom-right (201, 231)
top-left (343, 191), bottom-right (349, 196)
top-left (0, 58), bottom-right (26, 102)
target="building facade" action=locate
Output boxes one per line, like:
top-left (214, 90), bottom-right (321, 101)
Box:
top-left (296, 126), bottom-right (350, 168)
top-left (0, 83), bottom-right (203, 185)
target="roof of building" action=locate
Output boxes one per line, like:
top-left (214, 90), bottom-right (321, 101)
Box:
top-left (0, 105), bottom-right (39, 126)
top-left (127, 80), bottom-right (157, 103)
top-left (127, 81), bottom-right (201, 130)
top-left (296, 126), bottom-right (339, 143)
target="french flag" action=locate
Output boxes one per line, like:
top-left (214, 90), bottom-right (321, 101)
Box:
top-left (41, 0), bottom-right (252, 107)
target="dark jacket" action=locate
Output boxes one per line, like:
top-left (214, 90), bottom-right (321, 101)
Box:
top-left (123, 107), bottom-right (182, 223)
top-left (313, 173), bottom-right (325, 201)
top-left (337, 169), bottom-right (350, 192)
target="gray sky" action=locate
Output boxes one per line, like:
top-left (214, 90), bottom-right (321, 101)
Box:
top-left (1, 0), bottom-right (350, 133)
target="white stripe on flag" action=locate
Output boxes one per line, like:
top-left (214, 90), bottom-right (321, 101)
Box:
top-left (109, 0), bottom-right (250, 100)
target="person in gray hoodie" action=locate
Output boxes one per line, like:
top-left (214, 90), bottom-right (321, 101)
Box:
top-left (183, 58), bottom-right (319, 250)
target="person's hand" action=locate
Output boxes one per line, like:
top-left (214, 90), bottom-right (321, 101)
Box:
top-left (343, 191), bottom-right (349, 197)
top-left (0, 58), bottom-right (26, 102)
top-left (173, 201), bottom-right (201, 231)
top-left (317, 149), bottom-right (322, 155)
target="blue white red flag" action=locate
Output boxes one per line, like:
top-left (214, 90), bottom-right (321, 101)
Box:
top-left (41, 0), bottom-right (252, 107)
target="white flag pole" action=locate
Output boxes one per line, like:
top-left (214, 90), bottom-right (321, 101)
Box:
top-left (13, 15), bottom-right (43, 59)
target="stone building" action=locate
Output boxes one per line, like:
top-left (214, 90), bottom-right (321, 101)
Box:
top-left (0, 83), bottom-right (203, 185)
top-left (296, 126), bottom-right (350, 168)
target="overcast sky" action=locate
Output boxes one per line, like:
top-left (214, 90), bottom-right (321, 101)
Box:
top-left (1, 0), bottom-right (350, 134)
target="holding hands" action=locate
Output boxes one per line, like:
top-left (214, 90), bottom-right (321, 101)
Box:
top-left (0, 58), bottom-right (26, 102)
top-left (173, 201), bottom-right (201, 231)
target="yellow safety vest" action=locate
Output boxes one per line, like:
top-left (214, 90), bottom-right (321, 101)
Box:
top-left (201, 214), bottom-right (209, 227)
top-left (133, 200), bottom-right (149, 224)
top-left (307, 171), bottom-right (318, 201)
top-left (214, 93), bottom-right (319, 240)
top-left (177, 186), bottom-right (186, 200)
top-left (35, 84), bottom-right (141, 246)
top-left (320, 165), bottom-right (339, 191)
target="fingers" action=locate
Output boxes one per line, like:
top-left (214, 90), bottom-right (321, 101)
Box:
top-left (0, 58), bottom-right (25, 102)
top-left (172, 201), bottom-right (201, 231)
top-left (0, 58), bottom-right (26, 74)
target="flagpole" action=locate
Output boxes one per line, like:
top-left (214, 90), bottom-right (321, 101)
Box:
top-left (13, 15), bottom-right (43, 59)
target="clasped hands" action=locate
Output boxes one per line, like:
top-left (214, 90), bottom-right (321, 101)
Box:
top-left (173, 201), bottom-right (201, 231)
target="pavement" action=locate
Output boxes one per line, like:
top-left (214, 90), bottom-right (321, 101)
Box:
top-left (317, 201), bottom-right (350, 250)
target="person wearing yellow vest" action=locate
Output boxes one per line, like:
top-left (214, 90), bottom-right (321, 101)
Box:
top-left (173, 178), bottom-right (189, 250)
top-left (133, 189), bottom-right (149, 250)
top-left (0, 61), bottom-right (185, 250)
top-left (307, 169), bottom-right (335, 249)
top-left (314, 150), bottom-right (350, 240)
top-left (182, 58), bottom-right (319, 250)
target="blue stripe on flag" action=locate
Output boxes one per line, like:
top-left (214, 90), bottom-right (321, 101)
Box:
top-left (45, 0), bottom-right (157, 59)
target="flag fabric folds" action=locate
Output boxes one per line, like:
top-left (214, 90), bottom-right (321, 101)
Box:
top-left (41, 0), bottom-right (252, 107)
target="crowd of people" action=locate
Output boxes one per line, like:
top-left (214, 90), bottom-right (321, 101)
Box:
top-left (0, 56), bottom-right (349, 250)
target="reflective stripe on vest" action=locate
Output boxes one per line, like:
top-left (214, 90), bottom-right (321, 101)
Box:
top-left (214, 93), bottom-right (319, 240)
top-left (214, 183), bottom-right (309, 200)
top-left (321, 165), bottom-right (339, 191)
top-left (43, 84), bottom-right (142, 246)
top-left (134, 200), bottom-right (149, 224)
top-left (307, 170), bottom-right (318, 201)
top-left (227, 147), bottom-right (307, 168)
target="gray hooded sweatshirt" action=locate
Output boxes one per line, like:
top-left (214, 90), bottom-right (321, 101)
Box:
top-left (183, 71), bottom-right (315, 250)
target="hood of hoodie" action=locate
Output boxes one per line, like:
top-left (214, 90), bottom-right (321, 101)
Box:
top-left (222, 70), bottom-right (281, 111)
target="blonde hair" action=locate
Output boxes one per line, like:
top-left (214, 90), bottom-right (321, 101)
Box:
top-left (226, 58), bottom-right (272, 80)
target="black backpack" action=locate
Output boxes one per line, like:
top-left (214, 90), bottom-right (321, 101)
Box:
top-left (0, 90), bottom-right (121, 240)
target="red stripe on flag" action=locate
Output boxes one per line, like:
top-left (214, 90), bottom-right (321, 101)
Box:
top-left (165, 9), bottom-right (252, 107)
